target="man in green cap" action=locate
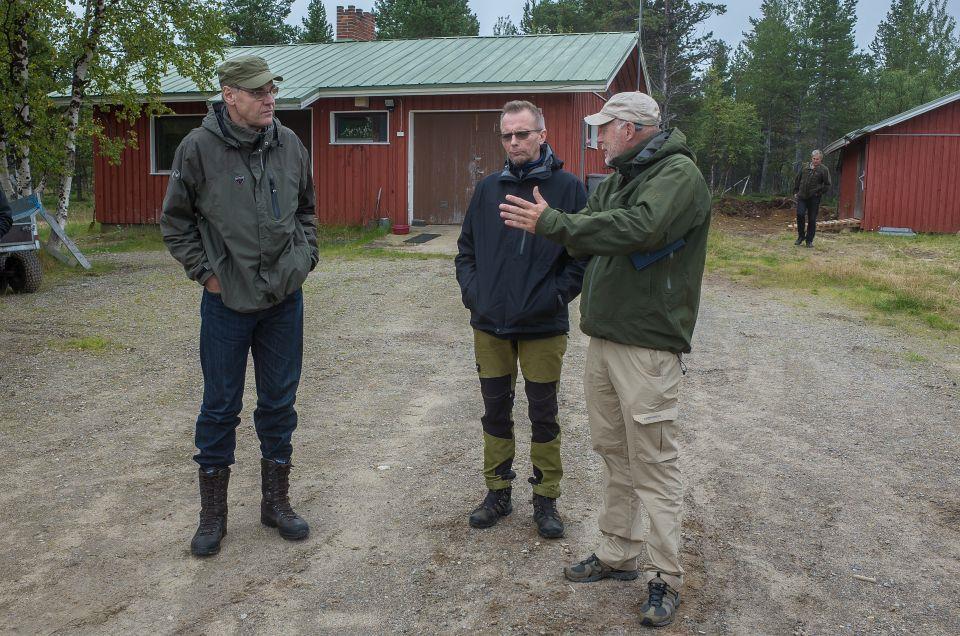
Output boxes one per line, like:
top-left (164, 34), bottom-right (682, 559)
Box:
top-left (161, 55), bottom-right (318, 557)
top-left (499, 91), bottom-right (711, 628)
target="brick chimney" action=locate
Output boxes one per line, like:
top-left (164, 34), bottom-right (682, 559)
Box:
top-left (337, 5), bottom-right (376, 42)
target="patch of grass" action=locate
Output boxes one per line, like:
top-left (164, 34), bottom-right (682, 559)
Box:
top-left (51, 335), bottom-right (116, 353)
top-left (708, 221), bottom-right (960, 343)
top-left (904, 351), bottom-right (928, 363)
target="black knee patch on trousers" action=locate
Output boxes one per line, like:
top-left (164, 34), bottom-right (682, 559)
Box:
top-left (525, 380), bottom-right (560, 443)
top-left (480, 374), bottom-right (514, 440)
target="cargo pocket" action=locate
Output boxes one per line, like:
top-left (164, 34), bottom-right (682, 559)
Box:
top-left (628, 405), bottom-right (679, 463)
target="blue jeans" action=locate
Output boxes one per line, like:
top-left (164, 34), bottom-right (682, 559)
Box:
top-left (194, 288), bottom-right (304, 468)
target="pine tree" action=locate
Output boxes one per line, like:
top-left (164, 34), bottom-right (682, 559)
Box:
top-left (868, 0), bottom-right (960, 119)
top-left (797, 0), bottom-right (864, 151)
top-left (225, 0), bottom-right (298, 45)
top-left (733, 0), bottom-right (804, 192)
top-left (374, 0), bottom-right (479, 40)
top-left (520, 0), bottom-right (590, 34)
top-left (641, 0), bottom-right (726, 128)
top-left (493, 16), bottom-right (520, 36)
top-left (300, 0), bottom-right (333, 43)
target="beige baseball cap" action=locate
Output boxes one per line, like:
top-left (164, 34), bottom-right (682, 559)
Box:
top-left (584, 91), bottom-right (661, 127)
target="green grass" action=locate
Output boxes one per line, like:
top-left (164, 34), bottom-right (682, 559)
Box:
top-left (51, 335), bottom-right (116, 353)
top-left (708, 223), bottom-right (960, 342)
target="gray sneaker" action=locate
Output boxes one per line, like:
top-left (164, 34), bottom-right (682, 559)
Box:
top-left (563, 553), bottom-right (639, 583)
top-left (639, 574), bottom-right (680, 627)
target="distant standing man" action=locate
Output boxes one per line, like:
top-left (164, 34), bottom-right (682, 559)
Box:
top-left (499, 92), bottom-right (711, 627)
top-left (161, 55), bottom-right (318, 557)
top-left (793, 149), bottom-right (831, 247)
top-left (455, 100), bottom-right (587, 539)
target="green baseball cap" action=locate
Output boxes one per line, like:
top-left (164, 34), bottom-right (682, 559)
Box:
top-left (217, 55), bottom-right (283, 89)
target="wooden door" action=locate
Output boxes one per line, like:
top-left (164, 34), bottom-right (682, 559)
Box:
top-left (413, 111), bottom-right (503, 224)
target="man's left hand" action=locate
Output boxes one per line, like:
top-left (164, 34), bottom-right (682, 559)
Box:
top-left (500, 186), bottom-right (548, 234)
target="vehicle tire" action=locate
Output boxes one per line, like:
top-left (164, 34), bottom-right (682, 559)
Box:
top-left (4, 250), bottom-right (42, 293)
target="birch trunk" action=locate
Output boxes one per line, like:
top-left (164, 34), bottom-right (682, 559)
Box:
top-left (49, 0), bottom-right (106, 248)
top-left (10, 1), bottom-right (32, 197)
top-left (0, 136), bottom-right (13, 196)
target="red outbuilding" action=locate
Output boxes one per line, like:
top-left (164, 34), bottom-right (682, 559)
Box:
top-left (825, 89), bottom-right (960, 233)
top-left (91, 8), bottom-right (647, 227)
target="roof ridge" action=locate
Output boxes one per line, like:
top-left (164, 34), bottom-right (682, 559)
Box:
top-left (226, 31), bottom-right (637, 50)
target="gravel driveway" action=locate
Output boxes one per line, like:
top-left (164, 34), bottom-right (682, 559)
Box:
top-left (1, 246), bottom-right (957, 635)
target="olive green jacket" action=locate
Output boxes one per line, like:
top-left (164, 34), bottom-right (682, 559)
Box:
top-left (535, 128), bottom-right (711, 353)
top-left (160, 103), bottom-right (318, 313)
top-left (793, 163), bottom-right (831, 199)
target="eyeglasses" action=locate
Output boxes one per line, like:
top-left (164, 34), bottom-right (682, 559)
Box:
top-left (499, 129), bottom-right (542, 142)
top-left (232, 85), bottom-right (279, 100)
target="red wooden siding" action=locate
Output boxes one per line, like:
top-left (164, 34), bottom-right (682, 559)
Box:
top-left (93, 46), bottom-right (644, 226)
top-left (835, 98), bottom-right (960, 233)
top-left (95, 102), bottom-right (207, 224)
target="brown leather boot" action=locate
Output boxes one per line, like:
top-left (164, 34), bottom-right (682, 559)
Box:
top-left (191, 466), bottom-right (230, 557)
top-left (260, 459), bottom-right (310, 541)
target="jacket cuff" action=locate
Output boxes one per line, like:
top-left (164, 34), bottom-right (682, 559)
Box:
top-left (194, 264), bottom-right (214, 285)
top-left (535, 206), bottom-right (560, 236)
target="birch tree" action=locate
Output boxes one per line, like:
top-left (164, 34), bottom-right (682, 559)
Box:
top-left (0, 0), bottom-right (226, 249)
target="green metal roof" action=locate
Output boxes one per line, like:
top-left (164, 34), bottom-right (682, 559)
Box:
top-left (125, 32), bottom-right (641, 108)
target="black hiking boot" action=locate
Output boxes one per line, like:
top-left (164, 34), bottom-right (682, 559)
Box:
top-left (532, 494), bottom-right (564, 538)
top-left (639, 574), bottom-right (681, 627)
top-left (564, 553), bottom-right (639, 583)
top-left (468, 487), bottom-right (512, 528)
top-left (191, 466), bottom-right (230, 557)
top-left (260, 458), bottom-right (310, 541)
top-left (794, 238), bottom-right (804, 245)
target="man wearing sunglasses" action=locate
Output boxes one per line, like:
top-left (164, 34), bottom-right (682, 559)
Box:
top-left (499, 91), bottom-right (711, 627)
top-left (161, 55), bottom-right (318, 557)
top-left (456, 100), bottom-right (587, 539)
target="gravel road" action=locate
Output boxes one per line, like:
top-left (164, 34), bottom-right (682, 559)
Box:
top-left (1, 247), bottom-right (957, 635)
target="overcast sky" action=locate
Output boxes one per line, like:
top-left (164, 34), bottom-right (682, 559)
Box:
top-left (289, 1), bottom-right (960, 50)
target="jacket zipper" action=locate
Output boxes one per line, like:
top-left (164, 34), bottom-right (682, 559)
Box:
top-left (666, 253), bottom-right (673, 291)
top-left (269, 176), bottom-right (280, 220)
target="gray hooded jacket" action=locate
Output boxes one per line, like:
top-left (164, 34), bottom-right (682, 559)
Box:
top-left (160, 103), bottom-right (318, 312)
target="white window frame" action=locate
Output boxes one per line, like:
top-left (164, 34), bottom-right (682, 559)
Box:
top-left (150, 112), bottom-right (205, 175)
top-left (330, 110), bottom-right (390, 145)
top-left (584, 122), bottom-right (599, 149)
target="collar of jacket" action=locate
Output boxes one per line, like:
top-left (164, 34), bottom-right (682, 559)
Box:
top-left (210, 102), bottom-right (279, 150)
top-left (609, 129), bottom-right (673, 177)
top-left (498, 143), bottom-right (563, 183)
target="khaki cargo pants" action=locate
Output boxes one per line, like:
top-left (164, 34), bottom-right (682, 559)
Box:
top-left (585, 336), bottom-right (685, 589)
top-left (473, 329), bottom-right (567, 499)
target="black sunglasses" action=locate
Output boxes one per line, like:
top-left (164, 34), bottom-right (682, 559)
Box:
top-left (499, 129), bottom-right (542, 142)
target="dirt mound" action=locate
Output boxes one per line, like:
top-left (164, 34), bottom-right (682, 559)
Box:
top-left (713, 196), bottom-right (794, 218)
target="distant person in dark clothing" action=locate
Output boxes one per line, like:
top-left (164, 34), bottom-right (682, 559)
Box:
top-left (793, 149), bottom-right (831, 247)
top-left (0, 189), bottom-right (12, 239)
top-left (455, 100), bottom-right (587, 539)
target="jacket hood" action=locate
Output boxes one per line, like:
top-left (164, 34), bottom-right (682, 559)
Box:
top-left (610, 128), bottom-right (695, 177)
top-left (203, 102), bottom-right (279, 149)
top-left (500, 143), bottom-right (564, 182)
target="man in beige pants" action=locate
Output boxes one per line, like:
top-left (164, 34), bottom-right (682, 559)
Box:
top-left (499, 91), bottom-right (711, 627)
